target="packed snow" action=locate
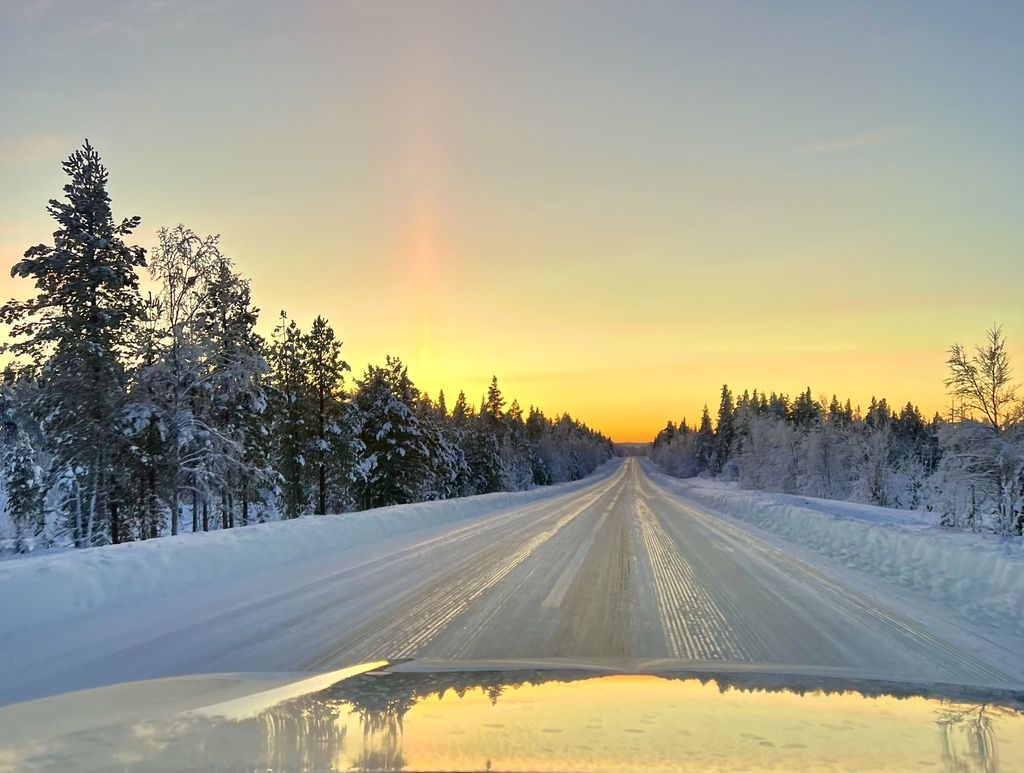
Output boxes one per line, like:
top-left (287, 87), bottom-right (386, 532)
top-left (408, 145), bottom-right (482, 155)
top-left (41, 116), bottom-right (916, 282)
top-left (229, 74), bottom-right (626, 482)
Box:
top-left (1, 458), bottom-right (1021, 707)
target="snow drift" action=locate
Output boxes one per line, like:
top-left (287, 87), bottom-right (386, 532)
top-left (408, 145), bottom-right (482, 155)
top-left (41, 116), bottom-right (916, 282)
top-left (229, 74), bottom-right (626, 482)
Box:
top-left (0, 461), bottom-right (621, 635)
top-left (644, 462), bottom-right (1024, 637)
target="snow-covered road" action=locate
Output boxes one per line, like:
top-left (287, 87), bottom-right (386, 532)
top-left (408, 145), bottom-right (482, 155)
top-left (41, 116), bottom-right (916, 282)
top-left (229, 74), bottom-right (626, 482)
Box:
top-left (0, 458), bottom-right (1018, 704)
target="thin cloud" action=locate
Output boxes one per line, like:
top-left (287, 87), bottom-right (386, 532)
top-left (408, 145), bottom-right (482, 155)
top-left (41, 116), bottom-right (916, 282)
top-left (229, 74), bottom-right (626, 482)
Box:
top-left (84, 19), bottom-right (115, 36)
top-left (146, 0), bottom-right (235, 31)
top-left (805, 126), bottom-right (909, 154)
top-left (19, 0), bottom-right (231, 37)
top-left (20, 0), bottom-right (55, 18)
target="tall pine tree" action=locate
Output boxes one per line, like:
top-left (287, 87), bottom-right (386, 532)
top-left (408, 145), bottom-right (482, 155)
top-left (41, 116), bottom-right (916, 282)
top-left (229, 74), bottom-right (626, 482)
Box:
top-left (302, 315), bottom-right (357, 514)
top-left (694, 406), bottom-right (715, 474)
top-left (268, 312), bottom-right (309, 519)
top-left (1, 141), bottom-right (146, 546)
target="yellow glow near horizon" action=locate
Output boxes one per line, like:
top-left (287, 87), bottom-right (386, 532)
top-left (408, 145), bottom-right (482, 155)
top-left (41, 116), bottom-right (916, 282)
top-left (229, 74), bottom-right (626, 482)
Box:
top-left (0, 220), bottom-right (1019, 442)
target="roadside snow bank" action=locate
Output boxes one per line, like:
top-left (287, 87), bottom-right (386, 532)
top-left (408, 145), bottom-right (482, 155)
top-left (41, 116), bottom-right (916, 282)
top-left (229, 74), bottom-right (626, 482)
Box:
top-left (0, 461), bottom-right (620, 635)
top-left (643, 462), bottom-right (1024, 636)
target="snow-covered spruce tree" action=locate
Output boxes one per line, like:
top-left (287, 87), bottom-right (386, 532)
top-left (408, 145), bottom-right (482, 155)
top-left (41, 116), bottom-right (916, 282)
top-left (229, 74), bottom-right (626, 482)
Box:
top-left (795, 420), bottom-right (831, 499)
top-left (693, 406), bottom-right (715, 475)
top-left (525, 406), bottom-right (553, 485)
top-left (711, 385), bottom-right (735, 477)
top-left (353, 356), bottom-right (437, 508)
top-left (885, 402), bottom-right (932, 509)
top-left (122, 292), bottom-right (169, 540)
top-left (529, 410), bottom-right (567, 485)
top-left (850, 413), bottom-right (892, 506)
top-left (790, 387), bottom-right (823, 428)
top-left (1, 367), bottom-right (46, 551)
top-left (1, 141), bottom-right (146, 547)
top-left (446, 390), bottom-right (477, 495)
top-left (796, 396), bottom-right (855, 500)
top-left (750, 388), bottom-right (823, 496)
top-left (732, 391), bottom-right (753, 459)
top-left (653, 419), bottom-right (678, 450)
top-left (463, 418), bottom-right (504, 494)
top-left (414, 393), bottom-right (465, 500)
top-left (481, 376), bottom-right (529, 491)
top-left (3, 430), bottom-right (44, 552)
top-left (501, 399), bottom-right (534, 491)
top-left (450, 390), bottom-right (471, 426)
top-left (483, 376), bottom-right (505, 422)
top-left (767, 392), bottom-right (789, 421)
top-left (268, 312), bottom-right (310, 518)
top-left (455, 390), bottom-right (504, 495)
top-left (651, 418), bottom-right (699, 478)
top-left (302, 315), bottom-right (361, 513)
top-left (653, 383), bottom-right (946, 514)
top-left (467, 376), bottom-right (511, 493)
top-left (754, 412), bottom-right (799, 492)
top-left (530, 412), bottom-right (610, 484)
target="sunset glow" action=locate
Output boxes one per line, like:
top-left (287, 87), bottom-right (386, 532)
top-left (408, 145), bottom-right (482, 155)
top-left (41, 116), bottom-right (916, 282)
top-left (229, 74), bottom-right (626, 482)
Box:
top-left (1, 1), bottom-right (1021, 440)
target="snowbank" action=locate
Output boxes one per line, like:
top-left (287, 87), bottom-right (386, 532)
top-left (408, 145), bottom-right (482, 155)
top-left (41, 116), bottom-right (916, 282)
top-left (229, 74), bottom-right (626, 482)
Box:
top-left (644, 462), bottom-right (1024, 636)
top-left (0, 461), bottom-right (621, 635)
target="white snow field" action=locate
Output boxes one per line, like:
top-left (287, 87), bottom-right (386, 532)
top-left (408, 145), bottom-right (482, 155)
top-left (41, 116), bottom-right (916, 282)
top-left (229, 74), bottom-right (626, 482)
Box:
top-left (0, 458), bottom-right (1021, 705)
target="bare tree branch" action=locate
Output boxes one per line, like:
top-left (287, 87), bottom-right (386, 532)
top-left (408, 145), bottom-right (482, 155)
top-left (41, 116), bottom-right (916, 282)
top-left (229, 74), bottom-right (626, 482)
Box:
top-left (945, 325), bottom-right (1020, 433)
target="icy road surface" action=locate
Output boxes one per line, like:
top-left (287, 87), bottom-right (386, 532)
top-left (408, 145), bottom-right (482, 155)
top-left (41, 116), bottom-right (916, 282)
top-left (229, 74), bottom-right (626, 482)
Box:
top-left (0, 459), bottom-right (1018, 704)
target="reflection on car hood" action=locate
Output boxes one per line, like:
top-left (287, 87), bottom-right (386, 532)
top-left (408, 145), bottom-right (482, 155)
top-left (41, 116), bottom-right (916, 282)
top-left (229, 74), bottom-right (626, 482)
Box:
top-left (0, 659), bottom-right (1022, 772)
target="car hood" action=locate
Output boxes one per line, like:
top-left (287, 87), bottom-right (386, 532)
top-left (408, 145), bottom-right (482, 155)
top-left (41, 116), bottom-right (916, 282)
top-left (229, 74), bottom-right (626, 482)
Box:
top-left (0, 659), bottom-right (1022, 772)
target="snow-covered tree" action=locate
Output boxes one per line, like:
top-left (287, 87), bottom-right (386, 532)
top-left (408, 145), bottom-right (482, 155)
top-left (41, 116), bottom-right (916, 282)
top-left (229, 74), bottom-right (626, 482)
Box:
top-left (850, 421), bottom-right (892, 506)
top-left (651, 419), bottom-right (699, 478)
top-left (694, 406), bottom-right (715, 475)
top-left (653, 369), bottom-right (1024, 537)
top-left (737, 412), bottom-right (798, 492)
top-left (3, 430), bottom-right (44, 551)
top-left (941, 327), bottom-right (1024, 534)
top-left (414, 395), bottom-right (466, 501)
top-left (711, 385), bottom-right (734, 475)
top-left (1, 370), bottom-right (46, 552)
top-left (122, 292), bottom-right (167, 540)
top-left (501, 399), bottom-right (534, 491)
top-left (268, 312), bottom-right (309, 519)
top-left (1, 141), bottom-right (146, 546)
top-left (302, 315), bottom-right (360, 513)
top-left (0, 142), bottom-right (614, 549)
top-left (354, 357), bottom-right (436, 508)
top-left (125, 225), bottom-right (220, 535)
top-left (195, 248), bottom-right (272, 529)
top-left (463, 419), bottom-right (504, 494)
top-left (790, 387), bottom-right (823, 428)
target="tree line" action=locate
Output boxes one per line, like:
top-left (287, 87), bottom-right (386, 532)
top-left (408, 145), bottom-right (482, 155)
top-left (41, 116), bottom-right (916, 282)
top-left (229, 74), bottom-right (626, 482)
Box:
top-left (0, 141), bottom-right (612, 552)
top-left (651, 326), bottom-right (1024, 536)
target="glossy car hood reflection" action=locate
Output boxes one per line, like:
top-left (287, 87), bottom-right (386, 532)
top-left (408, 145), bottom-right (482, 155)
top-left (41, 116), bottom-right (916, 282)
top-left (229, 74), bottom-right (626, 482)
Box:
top-left (0, 660), bottom-right (1022, 773)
